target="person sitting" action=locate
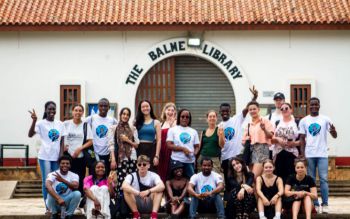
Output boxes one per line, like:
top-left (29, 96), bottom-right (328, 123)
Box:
top-left (83, 161), bottom-right (116, 219)
top-left (256, 160), bottom-right (283, 219)
top-left (284, 158), bottom-right (318, 219)
top-left (165, 161), bottom-right (189, 218)
top-left (187, 157), bottom-right (225, 219)
top-left (46, 155), bottom-right (81, 219)
top-left (121, 155), bottom-right (165, 219)
top-left (225, 156), bottom-right (255, 219)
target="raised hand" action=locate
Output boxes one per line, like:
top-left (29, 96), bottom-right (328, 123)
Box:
top-left (249, 85), bottom-right (258, 101)
top-left (28, 109), bottom-right (37, 121)
top-left (330, 124), bottom-right (336, 134)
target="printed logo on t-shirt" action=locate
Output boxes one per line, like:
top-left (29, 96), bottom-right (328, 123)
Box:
top-left (308, 123), bottom-right (321, 136)
top-left (200, 184), bottom-right (214, 193)
top-left (179, 132), bottom-right (191, 144)
top-left (55, 182), bottom-right (68, 195)
top-left (48, 129), bottom-right (60, 142)
top-left (224, 127), bottom-right (235, 141)
top-left (96, 125), bottom-right (108, 138)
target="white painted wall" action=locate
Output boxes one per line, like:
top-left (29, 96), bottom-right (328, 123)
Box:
top-left (0, 30), bottom-right (349, 158)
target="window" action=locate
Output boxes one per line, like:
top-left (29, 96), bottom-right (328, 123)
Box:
top-left (60, 85), bottom-right (81, 121)
top-left (290, 84), bottom-right (311, 119)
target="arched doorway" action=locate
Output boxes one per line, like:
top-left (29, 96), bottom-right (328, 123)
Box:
top-left (135, 55), bottom-right (236, 131)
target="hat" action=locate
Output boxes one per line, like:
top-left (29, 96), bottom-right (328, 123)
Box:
top-left (170, 160), bottom-right (184, 171)
top-left (273, 92), bottom-right (285, 100)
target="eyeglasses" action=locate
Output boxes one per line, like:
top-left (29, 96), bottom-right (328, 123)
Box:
top-left (280, 107), bottom-right (290, 111)
top-left (137, 163), bottom-right (148, 167)
top-left (180, 115), bottom-right (190, 119)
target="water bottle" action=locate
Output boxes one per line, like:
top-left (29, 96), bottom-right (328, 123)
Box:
top-left (60, 205), bottom-right (66, 219)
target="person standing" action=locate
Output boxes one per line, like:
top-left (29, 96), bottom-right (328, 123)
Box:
top-left (28, 101), bottom-right (67, 213)
top-left (299, 97), bottom-right (337, 214)
top-left (219, 86), bottom-right (258, 184)
top-left (159, 102), bottom-right (177, 182)
top-left (135, 100), bottom-right (161, 172)
top-left (46, 155), bottom-right (81, 219)
top-left (167, 109), bottom-right (200, 178)
top-left (63, 104), bottom-right (93, 196)
top-left (108, 107), bottom-right (139, 194)
top-left (272, 103), bottom-right (299, 183)
top-left (197, 110), bottom-right (224, 174)
top-left (187, 157), bottom-right (225, 219)
top-left (86, 98), bottom-right (117, 175)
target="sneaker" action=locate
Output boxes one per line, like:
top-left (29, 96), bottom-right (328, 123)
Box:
top-left (315, 205), bottom-right (322, 214)
top-left (322, 205), bottom-right (329, 214)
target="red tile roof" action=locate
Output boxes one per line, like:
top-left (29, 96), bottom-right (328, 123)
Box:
top-left (0, 0), bottom-right (349, 27)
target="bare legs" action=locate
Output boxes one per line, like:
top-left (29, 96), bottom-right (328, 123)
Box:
top-left (292, 196), bottom-right (313, 219)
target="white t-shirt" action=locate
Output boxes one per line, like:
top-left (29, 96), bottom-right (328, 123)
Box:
top-left (86, 114), bottom-right (118, 155)
top-left (46, 170), bottom-right (79, 196)
top-left (299, 115), bottom-right (332, 158)
top-left (273, 119), bottom-right (299, 158)
top-left (64, 120), bottom-right (93, 158)
top-left (35, 119), bottom-right (67, 161)
top-left (166, 125), bottom-right (200, 163)
top-left (219, 113), bottom-right (245, 161)
top-left (266, 111), bottom-right (283, 129)
top-left (124, 171), bottom-right (162, 192)
top-left (189, 171), bottom-right (223, 194)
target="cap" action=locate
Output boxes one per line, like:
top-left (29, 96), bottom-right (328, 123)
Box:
top-left (273, 92), bottom-right (285, 100)
top-left (170, 160), bottom-right (184, 171)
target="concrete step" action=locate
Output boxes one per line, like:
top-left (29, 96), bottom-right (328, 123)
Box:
top-left (16, 184), bottom-right (41, 189)
top-left (12, 193), bottom-right (42, 198)
top-left (18, 180), bottom-right (41, 184)
top-left (15, 188), bottom-right (41, 193)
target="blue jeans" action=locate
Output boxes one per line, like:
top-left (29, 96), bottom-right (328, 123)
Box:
top-left (307, 157), bottom-right (328, 206)
top-left (47, 191), bottom-right (81, 215)
top-left (39, 159), bottom-right (59, 204)
top-left (182, 162), bottom-right (195, 178)
top-left (189, 193), bottom-right (225, 218)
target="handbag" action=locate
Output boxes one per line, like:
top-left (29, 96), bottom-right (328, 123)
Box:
top-left (242, 123), bottom-right (251, 165)
top-left (82, 122), bottom-right (97, 173)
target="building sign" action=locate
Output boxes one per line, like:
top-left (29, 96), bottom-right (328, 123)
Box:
top-left (125, 39), bottom-right (243, 85)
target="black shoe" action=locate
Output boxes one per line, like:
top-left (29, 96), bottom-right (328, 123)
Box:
top-left (79, 196), bottom-right (86, 208)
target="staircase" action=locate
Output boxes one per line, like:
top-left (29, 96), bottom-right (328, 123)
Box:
top-left (318, 181), bottom-right (350, 197)
top-left (13, 180), bottom-right (42, 198)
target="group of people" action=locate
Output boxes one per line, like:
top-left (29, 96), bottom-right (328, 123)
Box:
top-left (28, 87), bottom-right (337, 219)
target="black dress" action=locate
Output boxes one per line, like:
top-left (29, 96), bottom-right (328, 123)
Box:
top-left (260, 176), bottom-right (279, 219)
top-left (225, 172), bottom-right (256, 218)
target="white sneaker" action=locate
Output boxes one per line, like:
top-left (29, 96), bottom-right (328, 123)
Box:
top-left (322, 205), bottom-right (329, 214)
top-left (315, 205), bottom-right (322, 214)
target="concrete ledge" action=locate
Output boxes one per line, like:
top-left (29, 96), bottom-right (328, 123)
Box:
top-left (0, 181), bottom-right (17, 199)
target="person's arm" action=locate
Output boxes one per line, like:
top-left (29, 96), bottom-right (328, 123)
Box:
top-left (28, 109), bottom-right (37, 137)
top-left (284, 184), bottom-right (297, 197)
top-left (256, 177), bottom-right (268, 200)
top-left (329, 124), bottom-right (337, 139)
top-left (187, 182), bottom-right (200, 198)
top-left (270, 177), bottom-right (284, 205)
top-left (299, 134), bottom-right (306, 157)
top-left (45, 180), bottom-right (65, 206)
top-left (150, 180), bottom-right (165, 193)
top-left (59, 138), bottom-right (65, 158)
top-left (217, 126), bottom-right (225, 148)
top-left (166, 180), bottom-right (175, 200)
top-left (53, 172), bottom-right (79, 190)
top-left (179, 180), bottom-right (189, 200)
top-left (107, 172), bottom-right (116, 198)
top-left (260, 118), bottom-right (274, 139)
top-left (121, 175), bottom-right (140, 196)
top-left (153, 120), bottom-right (161, 166)
top-left (210, 182), bottom-right (224, 195)
top-left (107, 125), bottom-right (117, 170)
top-left (306, 187), bottom-right (318, 200)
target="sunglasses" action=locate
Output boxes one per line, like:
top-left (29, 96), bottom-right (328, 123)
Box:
top-left (137, 163), bottom-right (148, 167)
top-left (181, 115), bottom-right (190, 119)
top-left (280, 107), bottom-right (290, 111)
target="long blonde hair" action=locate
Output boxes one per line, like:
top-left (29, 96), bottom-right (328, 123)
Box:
top-left (161, 102), bottom-right (177, 122)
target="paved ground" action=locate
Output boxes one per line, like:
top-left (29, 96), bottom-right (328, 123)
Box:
top-left (0, 181), bottom-right (17, 200)
top-left (1, 197), bottom-right (350, 216)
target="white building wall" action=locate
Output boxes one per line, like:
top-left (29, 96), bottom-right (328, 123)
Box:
top-left (0, 30), bottom-right (349, 158)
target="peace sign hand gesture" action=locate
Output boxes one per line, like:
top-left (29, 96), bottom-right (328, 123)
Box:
top-left (28, 109), bottom-right (37, 121)
top-left (329, 123), bottom-right (337, 138)
top-left (260, 118), bottom-right (266, 131)
top-left (249, 85), bottom-right (258, 101)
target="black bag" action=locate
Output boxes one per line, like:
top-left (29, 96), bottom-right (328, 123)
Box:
top-left (82, 122), bottom-right (96, 174)
top-left (113, 174), bottom-right (134, 218)
top-left (242, 123), bottom-right (251, 165)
